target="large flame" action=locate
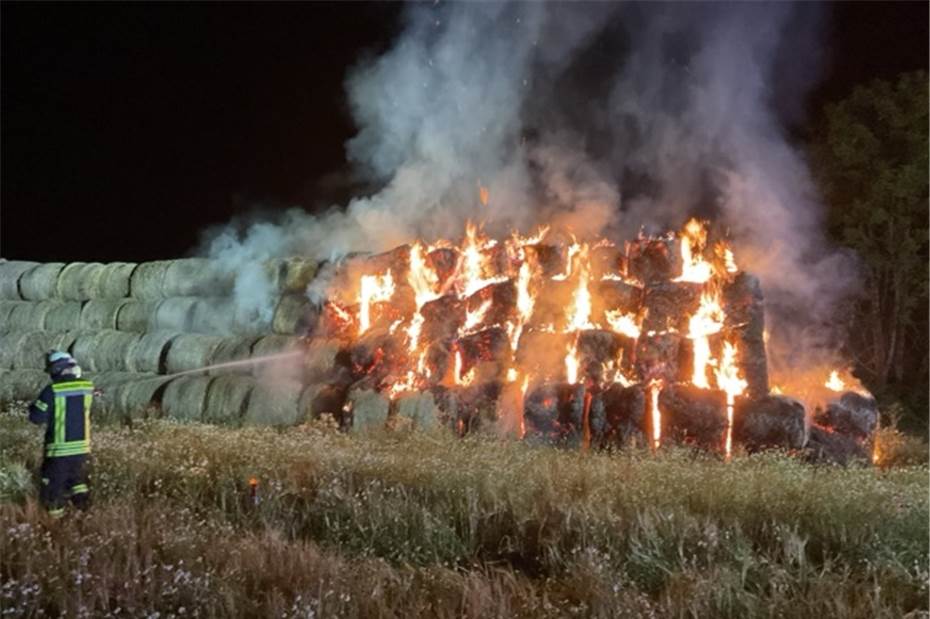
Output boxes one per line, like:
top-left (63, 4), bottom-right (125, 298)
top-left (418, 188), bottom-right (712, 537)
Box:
top-left (715, 341), bottom-right (748, 460)
top-left (358, 270), bottom-right (395, 334)
top-left (687, 290), bottom-right (725, 389)
top-left (674, 218), bottom-right (714, 284)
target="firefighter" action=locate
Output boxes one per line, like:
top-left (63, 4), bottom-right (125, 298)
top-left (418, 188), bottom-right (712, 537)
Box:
top-left (27, 351), bottom-right (94, 517)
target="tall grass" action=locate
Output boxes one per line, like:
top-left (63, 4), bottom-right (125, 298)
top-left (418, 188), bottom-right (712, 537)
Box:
top-left (1, 409), bottom-right (927, 617)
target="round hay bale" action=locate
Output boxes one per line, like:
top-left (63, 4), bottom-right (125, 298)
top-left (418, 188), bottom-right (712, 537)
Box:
top-left (85, 372), bottom-right (149, 423)
top-left (130, 261), bottom-right (171, 300)
top-left (56, 263), bottom-right (106, 301)
top-left (89, 262), bottom-right (136, 298)
top-left (188, 298), bottom-right (266, 335)
top-left (161, 376), bottom-right (213, 422)
top-left (0, 301), bottom-right (21, 327)
top-left (80, 299), bottom-right (131, 330)
top-left (272, 294), bottom-right (315, 335)
top-left (164, 334), bottom-right (226, 375)
top-left (12, 331), bottom-right (60, 370)
top-left (208, 336), bottom-right (260, 375)
top-left (250, 335), bottom-right (302, 379)
top-left (0, 332), bottom-right (31, 369)
top-left (0, 261), bottom-right (39, 299)
top-left (151, 298), bottom-right (199, 332)
top-left (6, 302), bottom-right (53, 331)
top-left (128, 331), bottom-right (181, 374)
top-left (71, 330), bottom-right (140, 372)
top-left (115, 300), bottom-right (156, 332)
top-left (43, 302), bottom-right (85, 332)
top-left (0, 369), bottom-right (49, 403)
top-left (267, 257), bottom-right (318, 294)
top-left (243, 379), bottom-right (302, 426)
top-left (110, 376), bottom-right (170, 420)
top-left (162, 258), bottom-right (233, 297)
top-left (204, 376), bottom-right (253, 425)
top-left (20, 263), bottom-right (65, 300)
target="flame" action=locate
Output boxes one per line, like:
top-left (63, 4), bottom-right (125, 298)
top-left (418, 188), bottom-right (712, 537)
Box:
top-left (459, 222), bottom-right (508, 297)
top-left (462, 297), bottom-right (493, 334)
top-left (454, 349), bottom-right (476, 386)
top-left (478, 184), bottom-right (489, 206)
top-left (715, 341), bottom-right (747, 461)
top-left (687, 291), bottom-right (725, 389)
top-left (552, 241), bottom-right (581, 281)
top-left (605, 310), bottom-right (641, 339)
top-left (723, 248), bottom-right (738, 273)
top-left (565, 246), bottom-right (597, 332)
top-left (674, 218), bottom-right (713, 284)
top-left (770, 385), bottom-right (783, 395)
top-left (648, 380), bottom-right (662, 449)
top-left (825, 370), bottom-right (845, 392)
top-left (358, 269), bottom-right (395, 334)
top-left (565, 337), bottom-right (580, 384)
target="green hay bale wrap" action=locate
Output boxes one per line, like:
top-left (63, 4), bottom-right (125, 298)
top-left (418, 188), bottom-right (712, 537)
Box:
top-left (127, 331), bottom-right (182, 374)
top-left (243, 379), bottom-right (302, 426)
top-left (164, 334), bottom-right (226, 375)
top-left (19, 263), bottom-right (65, 300)
top-left (6, 302), bottom-right (54, 331)
top-left (56, 262), bottom-right (107, 301)
top-left (0, 369), bottom-right (49, 403)
top-left (208, 336), bottom-right (260, 376)
top-left (71, 330), bottom-right (141, 372)
top-left (0, 261), bottom-right (39, 300)
top-left (43, 302), bottom-right (85, 332)
top-left (0, 301), bottom-right (21, 327)
top-left (162, 258), bottom-right (234, 297)
top-left (89, 262), bottom-right (136, 298)
top-left (161, 376), bottom-right (214, 422)
top-left (129, 261), bottom-right (171, 300)
top-left (204, 376), bottom-right (254, 425)
top-left (272, 293), bottom-right (315, 335)
top-left (80, 299), bottom-right (131, 330)
top-left (115, 300), bottom-right (157, 333)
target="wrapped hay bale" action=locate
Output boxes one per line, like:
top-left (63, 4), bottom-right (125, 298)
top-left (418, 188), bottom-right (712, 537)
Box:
top-left (129, 261), bottom-right (171, 300)
top-left (88, 262), bottom-right (136, 298)
top-left (72, 330), bottom-right (141, 372)
top-left (0, 369), bottom-right (49, 402)
top-left (204, 376), bottom-right (253, 425)
top-left (106, 375), bottom-right (170, 420)
top-left (151, 297), bottom-right (199, 332)
top-left (243, 379), bottom-right (303, 426)
top-left (86, 372), bottom-right (153, 422)
top-left (161, 376), bottom-right (213, 422)
top-left (115, 300), bottom-right (156, 333)
top-left (56, 262), bottom-right (106, 301)
top-left (162, 258), bottom-right (233, 297)
top-left (272, 293), bottom-right (315, 335)
top-left (43, 302), bottom-right (85, 332)
top-left (19, 263), bottom-right (65, 300)
top-left (164, 333), bottom-right (226, 375)
top-left (12, 331), bottom-right (65, 370)
top-left (270, 257), bottom-right (318, 294)
top-left (6, 302), bottom-right (54, 331)
top-left (0, 261), bottom-right (39, 299)
top-left (250, 335), bottom-right (303, 379)
top-left (0, 301), bottom-right (21, 327)
top-left (208, 336), bottom-right (260, 375)
top-left (80, 299), bottom-right (131, 330)
top-left (0, 332), bottom-right (31, 369)
top-left (128, 331), bottom-right (181, 374)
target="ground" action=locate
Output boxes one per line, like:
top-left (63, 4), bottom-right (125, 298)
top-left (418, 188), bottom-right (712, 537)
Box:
top-left (0, 408), bottom-right (927, 618)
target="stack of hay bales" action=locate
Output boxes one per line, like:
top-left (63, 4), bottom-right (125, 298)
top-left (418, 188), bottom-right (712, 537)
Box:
top-left (0, 257), bottom-right (319, 426)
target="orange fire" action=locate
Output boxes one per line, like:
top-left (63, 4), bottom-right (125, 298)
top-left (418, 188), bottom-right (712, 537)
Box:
top-left (687, 291), bottom-right (725, 389)
top-left (715, 341), bottom-right (748, 460)
top-left (674, 218), bottom-right (714, 284)
top-left (358, 269), bottom-right (395, 334)
top-left (565, 337), bottom-right (580, 384)
top-left (825, 370), bottom-right (845, 392)
top-left (648, 380), bottom-right (662, 449)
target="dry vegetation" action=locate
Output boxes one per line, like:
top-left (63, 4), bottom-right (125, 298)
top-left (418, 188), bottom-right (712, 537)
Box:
top-left (0, 407), bottom-right (927, 618)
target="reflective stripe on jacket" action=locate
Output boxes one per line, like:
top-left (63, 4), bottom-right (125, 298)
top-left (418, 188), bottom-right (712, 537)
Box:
top-left (28, 379), bottom-right (94, 457)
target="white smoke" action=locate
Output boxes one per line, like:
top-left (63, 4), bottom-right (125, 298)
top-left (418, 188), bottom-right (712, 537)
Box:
top-left (204, 2), bottom-right (856, 366)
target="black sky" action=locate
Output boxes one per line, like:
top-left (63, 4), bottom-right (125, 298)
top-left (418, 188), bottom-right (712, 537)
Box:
top-left (2, 2), bottom-right (926, 263)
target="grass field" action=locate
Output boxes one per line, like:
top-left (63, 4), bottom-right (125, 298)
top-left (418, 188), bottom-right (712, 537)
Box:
top-left (0, 408), bottom-right (927, 618)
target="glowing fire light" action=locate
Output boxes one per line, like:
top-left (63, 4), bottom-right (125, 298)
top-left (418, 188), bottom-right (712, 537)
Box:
top-left (648, 380), bottom-right (662, 449)
top-left (565, 246), bottom-right (597, 332)
top-left (358, 270), bottom-right (395, 334)
top-left (687, 291), bottom-right (725, 389)
top-left (674, 218), bottom-right (713, 284)
top-left (715, 341), bottom-right (748, 461)
top-left (825, 370), bottom-right (845, 392)
top-left (565, 338), bottom-right (580, 384)
top-left (605, 310), bottom-right (641, 339)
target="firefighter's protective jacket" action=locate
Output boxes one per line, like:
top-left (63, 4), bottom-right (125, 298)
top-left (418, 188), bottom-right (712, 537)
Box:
top-left (28, 378), bottom-right (94, 457)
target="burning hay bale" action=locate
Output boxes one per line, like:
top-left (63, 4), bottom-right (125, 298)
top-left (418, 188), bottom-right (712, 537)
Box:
top-left (393, 391), bottom-right (441, 430)
top-left (658, 384), bottom-right (727, 448)
top-left (805, 426), bottom-right (869, 466)
top-left (635, 333), bottom-right (681, 383)
top-left (733, 394), bottom-right (806, 451)
top-left (272, 294), bottom-right (317, 335)
top-left (597, 383), bottom-right (646, 446)
top-left (641, 281), bottom-right (701, 333)
top-left (813, 392), bottom-right (879, 441)
top-left (19, 263), bottom-right (65, 300)
top-left (722, 272), bottom-right (768, 398)
top-left (628, 237), bottom-right (680, 284)
top-left (347, 386), bottom-right (390, 432)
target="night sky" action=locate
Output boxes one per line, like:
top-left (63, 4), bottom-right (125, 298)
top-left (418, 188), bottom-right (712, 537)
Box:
top-left (2, 2), bottom-right (926, 263)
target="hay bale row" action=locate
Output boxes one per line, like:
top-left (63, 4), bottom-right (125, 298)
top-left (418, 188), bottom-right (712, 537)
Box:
top-left (81, 299), bottom-right (131, 330)
top-left (0, 369), bottom-right (49, 402)
top-left (45, 302), bottom-right (84, 331)
top-left (0, 301), bottom-right (84, 331)
top-left (0, 261), bottom-right (40, 299)
top-left (72, 331), bottom-right (142, 373)
top-left (19, 263), bottom-right (65, 300)
top-left (0, 331), bottom-right (81, 371)
top-left (87, 372), bottom-right (168, 421)
top-left (161, 376), bottom-right (213, 421)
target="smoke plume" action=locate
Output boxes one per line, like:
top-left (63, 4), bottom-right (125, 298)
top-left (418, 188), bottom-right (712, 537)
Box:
top-left (204, 2), bottom-right (856, 371)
